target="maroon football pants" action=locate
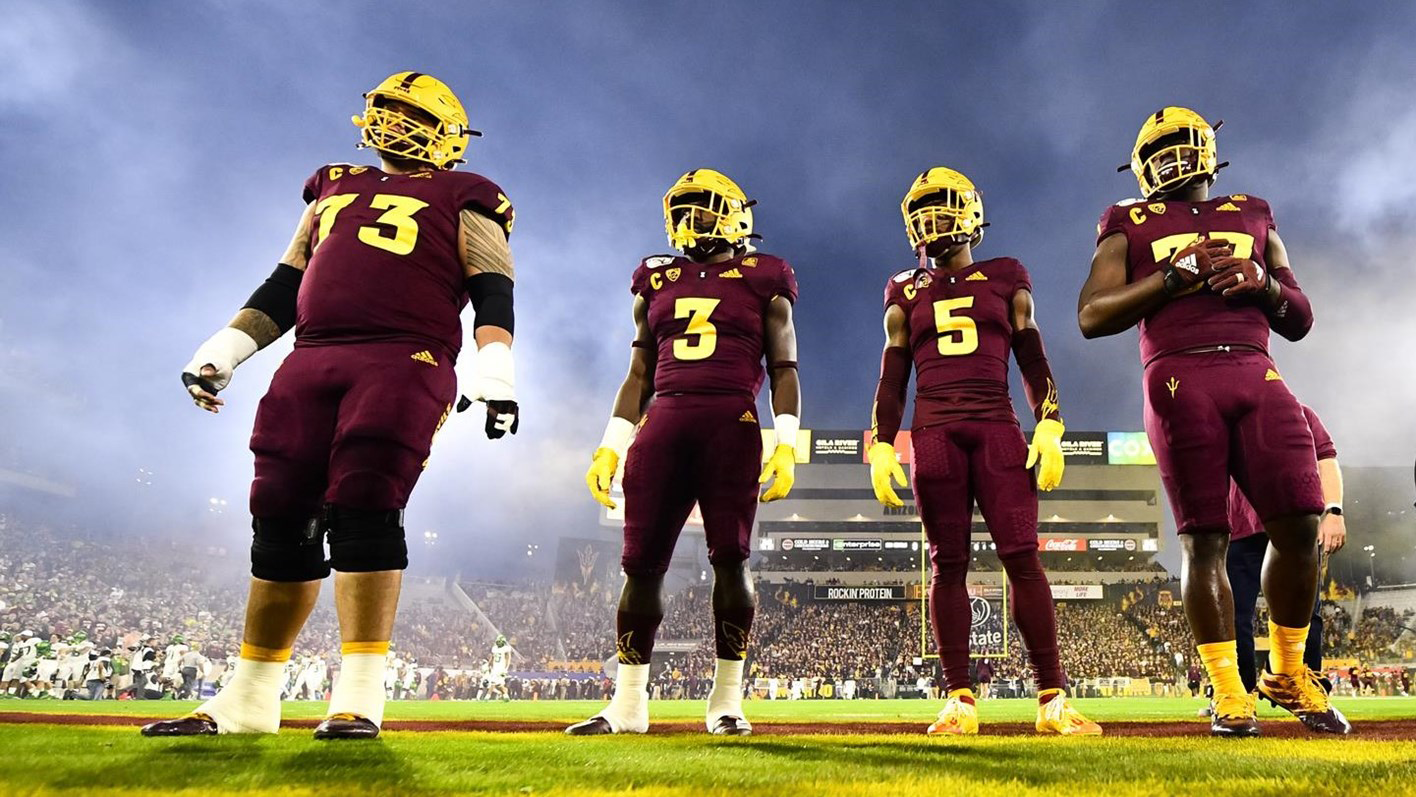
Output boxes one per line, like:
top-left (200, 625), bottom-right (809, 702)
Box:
top-left (912, 421), bottom-right (1064, 693)
top-left (248, 342), bottom-right (455, 520)
top-left (620, 394), bottom-right (762, 577)
top-left (1142, 350), bottom-right (1322, 535)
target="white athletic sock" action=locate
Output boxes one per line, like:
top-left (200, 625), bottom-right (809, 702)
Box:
top-left (706, 658), bottom-right (747, 728)
top-left (197, 649), bottom-right (286, 734)
top-left (328, 651), bottom-right (388, 727)
top-left (601, 663), bottom-right (649, 733)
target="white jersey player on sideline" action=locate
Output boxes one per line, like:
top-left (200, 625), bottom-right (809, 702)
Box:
top-left (486, 635), bottom-right (512, 702)
top-left (384, 650), bottom-right (402, 699)
top-left (61, 634), bottom-right (94, 694)
top-left (298, 655), bottom-right (326, 700)
top-left (162, 635), bottom-right (190, 693)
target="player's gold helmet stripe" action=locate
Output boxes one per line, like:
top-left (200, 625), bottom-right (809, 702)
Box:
top-left (662, 169), bottom-right (754, 250)
top-left (352, 71), bottom-right (479, 170)
top-left (1127, 106), bottom-right (1221, 199)
top-left (901, 167), bottom-right (985, 251)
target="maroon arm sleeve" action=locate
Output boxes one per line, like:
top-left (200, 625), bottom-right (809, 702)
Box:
top-left (871, 347), bottom-right (911, 446)
top-left (1267, 267), bottom-right (1313, 341)
top-left (1011, 327), bottom-right (1062, 422)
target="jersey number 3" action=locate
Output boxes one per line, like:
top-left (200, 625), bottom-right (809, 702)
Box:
top-left (673, 297), bottom-right (721, 361)
top-left (313, 193), bottom-right (431, 256)
top-left (932, 297), bottom-right (979, 356)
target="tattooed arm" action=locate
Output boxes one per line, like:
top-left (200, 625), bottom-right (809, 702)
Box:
top-left (459, 207), bottom-right (520, 437)
top-left (182, 203), bottom-right (314, 412)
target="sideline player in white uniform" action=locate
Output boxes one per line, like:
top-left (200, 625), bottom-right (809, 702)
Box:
top-left (487, 635), bottom-right (512, 702)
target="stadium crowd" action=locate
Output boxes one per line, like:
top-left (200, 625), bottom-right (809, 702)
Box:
top-left (3, 516), bottom-right (1412, 701)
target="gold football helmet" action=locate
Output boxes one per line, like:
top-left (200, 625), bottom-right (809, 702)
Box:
top-left (352, 71), bottom-right (479, 170)
top-left (663, 169), bottom-right (754, 251)
top-left (1126, 107), bottom-right (1222, 199)
top-left (902, 167), bottom-right (985, 251)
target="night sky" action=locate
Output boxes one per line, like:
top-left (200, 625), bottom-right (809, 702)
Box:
top-left (3, 1), bottom-right (1414, 574)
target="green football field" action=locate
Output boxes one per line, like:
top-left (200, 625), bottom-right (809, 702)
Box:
top-left (1, 697), bottom-right (1413, 796)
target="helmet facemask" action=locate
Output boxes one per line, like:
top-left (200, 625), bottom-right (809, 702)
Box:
top-left (665, 189), bottom-right (752, 256)
top-left (352, 73), bottom-right (477, 171)
top-left (905, 189), bottom-right (985, 258)
top-left (1131, 117), bottom-right (1220, 199)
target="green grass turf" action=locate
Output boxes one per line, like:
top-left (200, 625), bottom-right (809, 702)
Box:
top-left (2, 695), bottom-right (1414, 723)
top-left (0, 722), bottom-right (1414, 797)
top-left (2, 699), bottom-right (1414, 796)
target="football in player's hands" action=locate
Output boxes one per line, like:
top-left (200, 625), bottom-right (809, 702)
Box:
top-left (483, 399), bottom-right (519, 439)
top-left (1207, 256), bottom-right (1268, 297)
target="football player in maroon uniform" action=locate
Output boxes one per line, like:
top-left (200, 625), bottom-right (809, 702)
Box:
top-left (571, 169), bottom-right (800, 736)
top-left (143, 72), bottom-right (519, 740)
top-left (870, 167), bottom-right (1100, 736)
top-left (1078, 107), bottom-right (1346, 735)
top-left (1227, 404), bottom-right (1344, 696)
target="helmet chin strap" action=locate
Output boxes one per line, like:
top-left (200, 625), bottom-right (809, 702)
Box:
top-left (917, 244), bottom-right (931, 271)
top-left (685, 238), bottom-right (734, 260)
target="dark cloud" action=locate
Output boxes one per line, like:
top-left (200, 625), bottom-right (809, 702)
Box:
top-left (2, 1), bottom-right (1413, 573)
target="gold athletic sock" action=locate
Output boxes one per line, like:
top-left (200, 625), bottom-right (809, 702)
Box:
top-left (1268, 622), bottom-right (1309, 676)
top-left (238, 643), bottom-right (293, 663)
top-left (1197, 641), bottom-right (1246, 696)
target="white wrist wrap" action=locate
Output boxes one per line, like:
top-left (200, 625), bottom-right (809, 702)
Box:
top-left (599, 416), bottom-right (636, 458)
top-left (184, 327), bottom-right (259, 392)
top-left (473, 341), bottom-right (516, 402)
top-left (773, 413), bottom-right (800, 450)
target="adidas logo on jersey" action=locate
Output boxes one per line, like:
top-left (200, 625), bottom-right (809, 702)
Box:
top-left (719, 268), bottom-right (744, 278)
top-left (1216, 202), bottom-right (1241, 211)
top-left (965, 272), bottom-right (988, 281)
top-left (1264, 369), bottom-right (1282, 381)
top-left (411, 350), bottom-right (439, 367)
top-left (739, 410), bottom-right (757, 423)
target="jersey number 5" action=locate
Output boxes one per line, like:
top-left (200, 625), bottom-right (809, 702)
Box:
top-left (313, 193), bottom-right (431, 256)
top-left (933, 297), bottom-right (979, 356)
top-left (673, 297), bottom-right (721, 361)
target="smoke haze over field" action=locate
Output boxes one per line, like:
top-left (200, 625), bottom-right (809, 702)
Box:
top-left (1, 1), bottom-right (1414, 575)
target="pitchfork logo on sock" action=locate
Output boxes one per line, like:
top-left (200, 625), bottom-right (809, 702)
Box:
top-left (615, 632), bottom-right (645, 665)
top-left (718, 622), bottom-right (750, 659)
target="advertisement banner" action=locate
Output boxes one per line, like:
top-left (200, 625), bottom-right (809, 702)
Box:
top-left (813, 585), bottom-right (907, 601)
top-left (833, 539), bottom-right (883, 552)
top-left (1038, 537), bottom-right (1086, 552)
top-left (1050, 584), bottom-right (1103, 600)
top-left (780, 538), bottom-right (831, 552)
top-left (1088, 538), bottom-right (1139, 552)
top-left (810, 430), bottom-right (866, 464)
top-left (1107, 432), bottom-right (1157, 465)
top-left (1057, 431), bottom-right (1108, 460)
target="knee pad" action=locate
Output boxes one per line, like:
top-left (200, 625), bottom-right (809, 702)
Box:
top-left (325, 505), bottom-right (408, 573)
top-left (251, 517), bottom-right (330, 582)
top-left (997, 547), bottom-right (1046, 580)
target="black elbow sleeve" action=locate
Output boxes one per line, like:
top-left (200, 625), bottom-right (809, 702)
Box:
top-left (465, 272), bottom-right (515, 334)
top-left (242, 263), bottom-right (304, 333)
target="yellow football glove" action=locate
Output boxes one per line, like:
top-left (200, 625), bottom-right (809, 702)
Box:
top-left (1026, 418), bottom-right (1066, 491)
top-left (585, 447), bottom-right (620, 509)
top-left (868, 442), bottom-right (907, 508)
top-left (758, 444), bottom-right (796, 503)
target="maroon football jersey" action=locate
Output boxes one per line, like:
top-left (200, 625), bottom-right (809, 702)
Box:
top-left (296, 163), bottom-right (513, 359)
top-left (1096, 194), bottom-right (1282, 365)
top-left (630, 252), bottom-right (797, 399)
top-left (1228, 404), bottom-right (1335, 539)
top-left (883, 257), bottom-right (1031, 428)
